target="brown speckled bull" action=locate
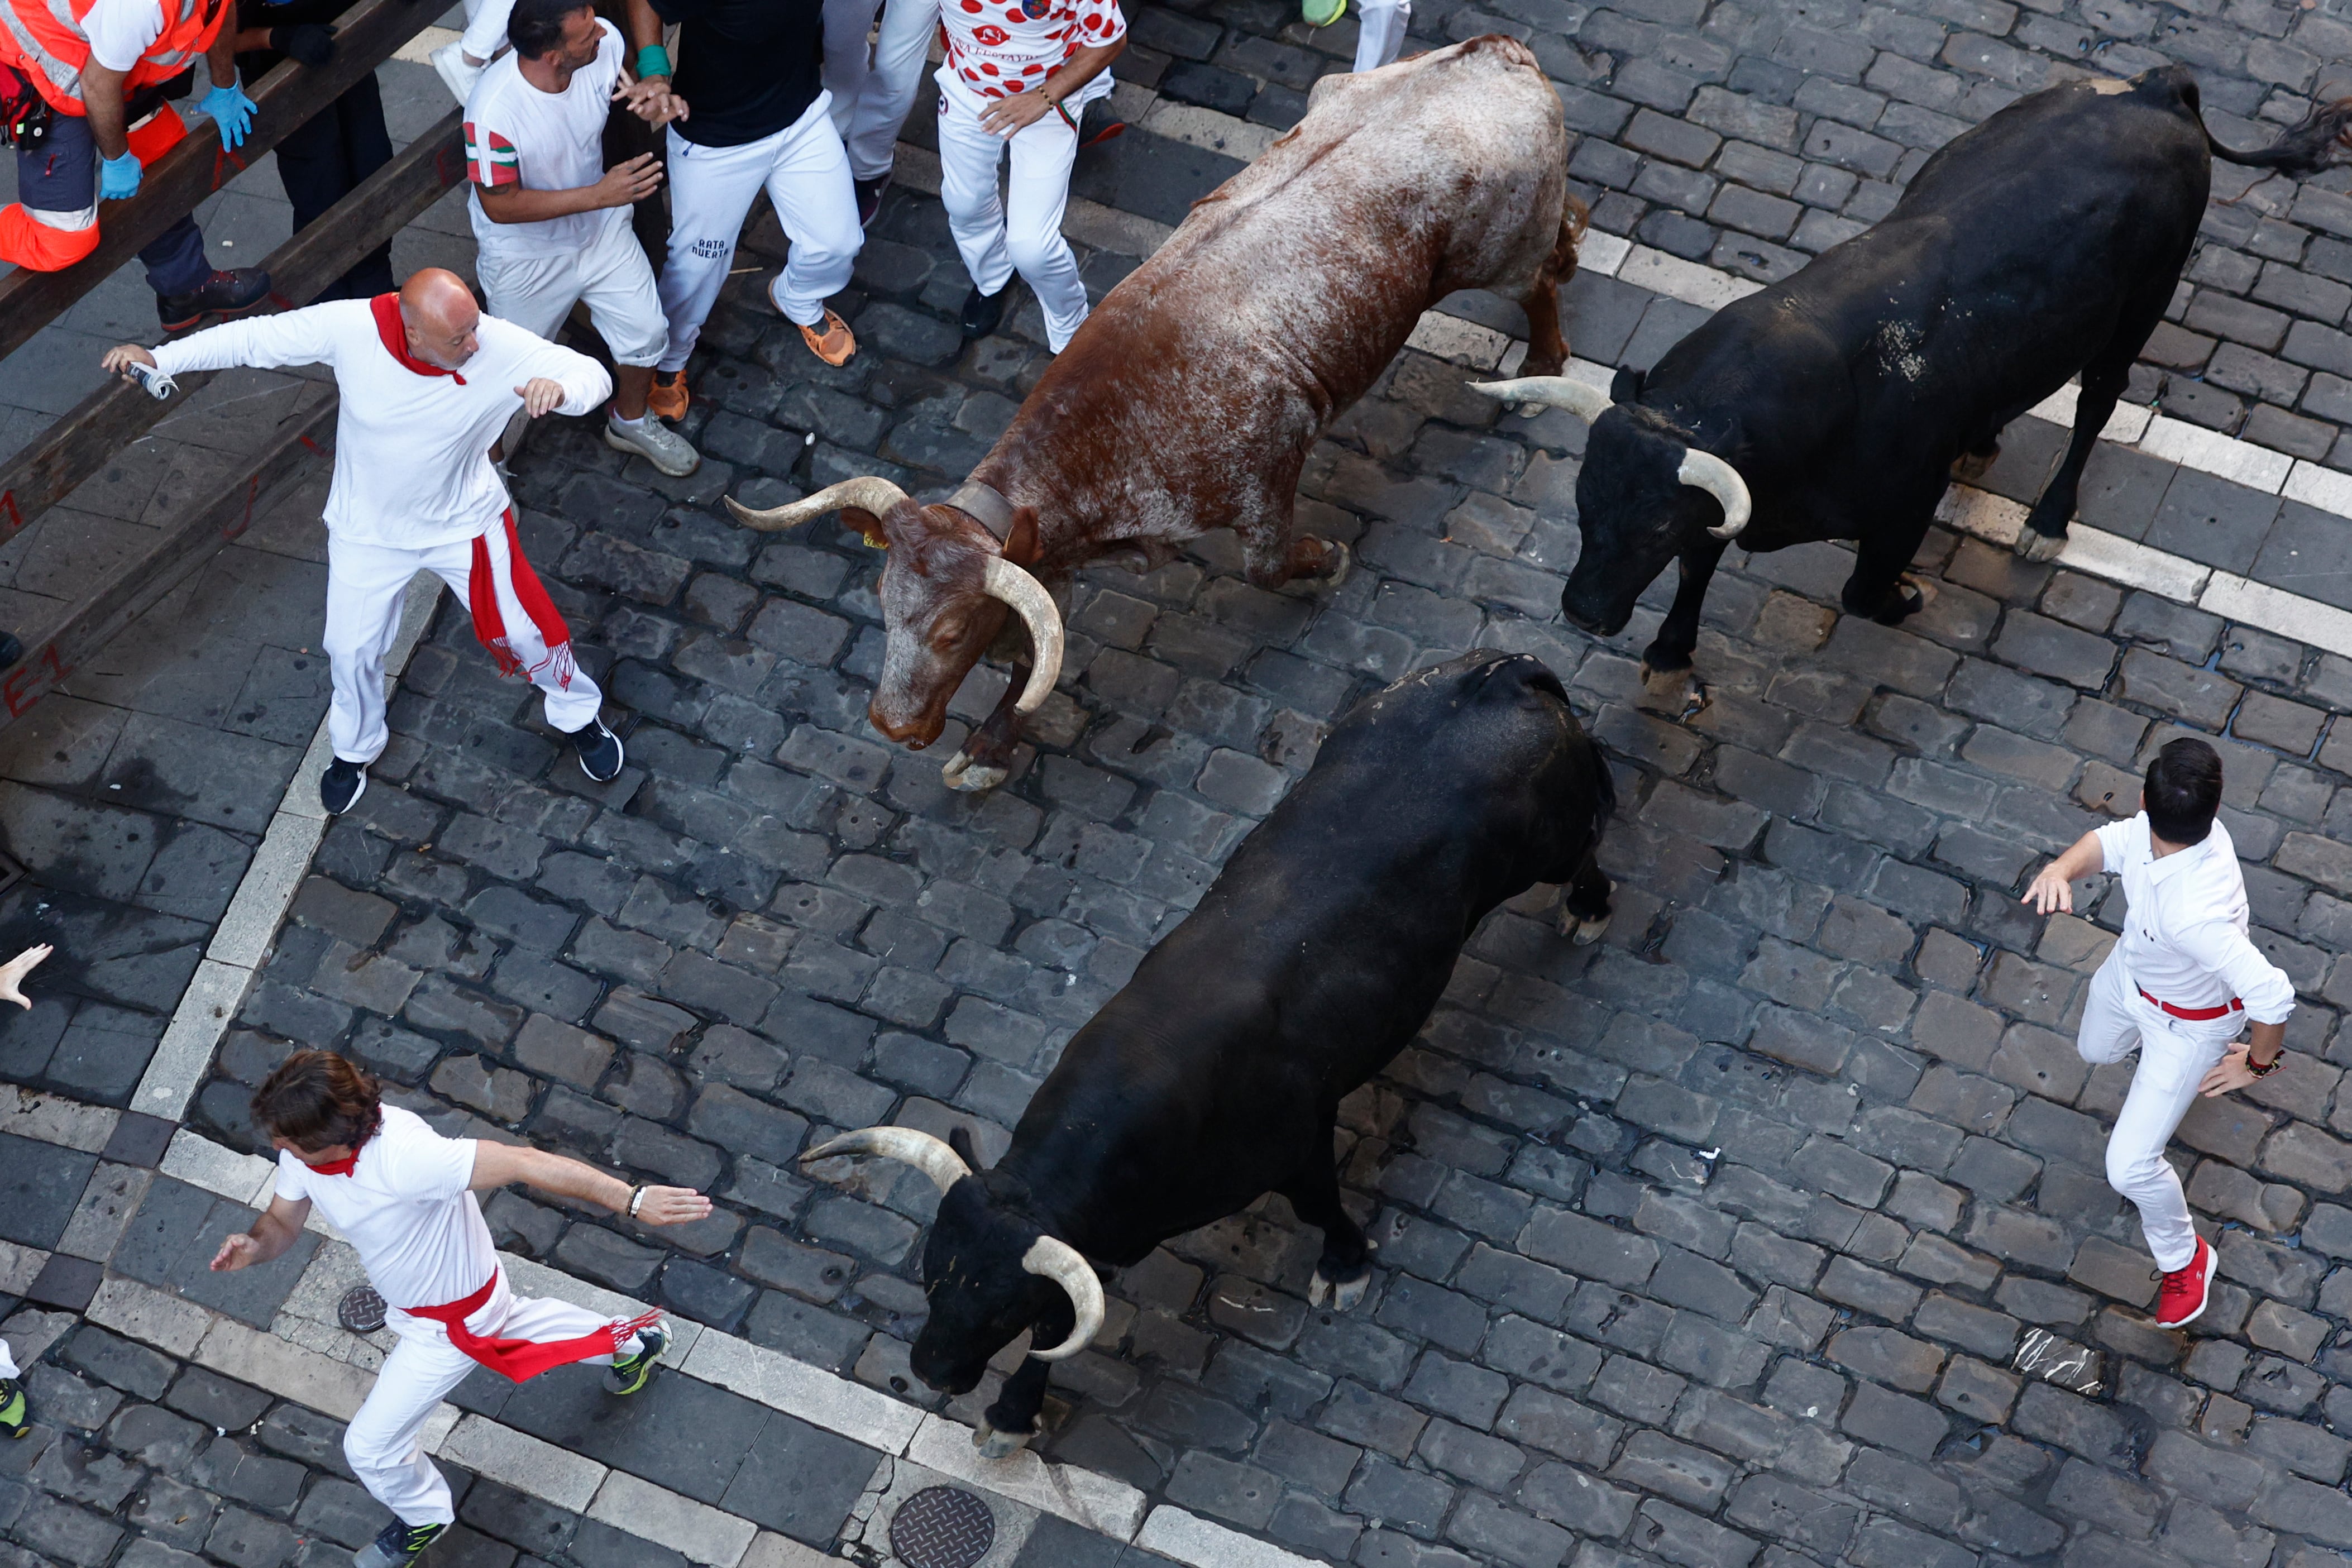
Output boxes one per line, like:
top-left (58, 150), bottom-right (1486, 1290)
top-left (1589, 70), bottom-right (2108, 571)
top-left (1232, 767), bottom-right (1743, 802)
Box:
top-left (728, 34), bottom-right (1583, 790)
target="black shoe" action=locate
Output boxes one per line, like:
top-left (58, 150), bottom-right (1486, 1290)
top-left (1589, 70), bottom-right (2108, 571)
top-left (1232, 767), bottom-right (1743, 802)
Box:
top-left (320, 758), bottom-right (366, 815)
top-left (962, 281), bottom-right (1012, 339)
top-left (156, 267), bottom-right (272, 333)
top-left (1077, 99), bottom-right (1126, 149)
top-left (567, 717), bottom-right (624, 782)
top-left (353, 1519), bottom-right (448, 1568)
top-left (854, 173), bottom-right (890, 228)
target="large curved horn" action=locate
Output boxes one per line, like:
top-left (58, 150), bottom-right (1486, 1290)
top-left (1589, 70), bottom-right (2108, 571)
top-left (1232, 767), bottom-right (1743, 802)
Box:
top-left (1020, 1236), bottom-right (1106, 1360)
top-left (725, 475), bottom-right (911, 532)
top-left (1466, 375), bottom-right (1611, 423)
top-left (979, 557), bottom-right (1064, 714)
top-left (1679, 449), bottom-right (1753, 540)
top-left (802, 1127), bottom-right (972, 1193)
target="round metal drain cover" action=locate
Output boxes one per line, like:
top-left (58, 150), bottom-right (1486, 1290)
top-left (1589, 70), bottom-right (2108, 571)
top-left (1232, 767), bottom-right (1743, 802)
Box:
top-left (890, 1486), bottom-right (995, 1568)
top-left (338, 1285), bottom-right (386, 1334)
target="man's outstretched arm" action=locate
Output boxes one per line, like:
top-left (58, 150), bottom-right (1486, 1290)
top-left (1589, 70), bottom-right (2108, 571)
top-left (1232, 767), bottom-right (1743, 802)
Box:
top-left (211, 1194), bottom-right (314, 1271)
top-left (469, 1140), bottom-right (711, 1226)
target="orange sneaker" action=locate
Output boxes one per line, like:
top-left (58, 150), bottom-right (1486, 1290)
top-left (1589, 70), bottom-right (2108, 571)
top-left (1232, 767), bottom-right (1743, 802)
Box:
top-left (799, 308), bottom-right (857, 367)
top-left (647, 369), bottom-right (689, 422)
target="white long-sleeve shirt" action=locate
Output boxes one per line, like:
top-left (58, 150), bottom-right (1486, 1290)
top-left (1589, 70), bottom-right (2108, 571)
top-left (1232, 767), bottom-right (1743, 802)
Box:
top-left (2094, 812), bottom-right (2296, 1025)
top-left (152, 300), bottom-right (611, 550)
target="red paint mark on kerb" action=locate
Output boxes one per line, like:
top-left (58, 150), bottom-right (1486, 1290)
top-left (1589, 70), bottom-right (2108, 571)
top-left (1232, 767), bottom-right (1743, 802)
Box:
top-left (298, 435), bottom-right (321, 453)
top-left (221, 472), bottom-right (260, 542)
top-left (0, 491), bottom-right (21, 537)
top-left (3, 642), bottom-right (71, 718)
top-left (211, 145), bottom-right (249, 188)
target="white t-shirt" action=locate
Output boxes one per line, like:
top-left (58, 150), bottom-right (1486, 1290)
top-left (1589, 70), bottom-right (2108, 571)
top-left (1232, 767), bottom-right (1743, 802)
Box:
top-left (2092, 812), bottom-right (2296, 1025)
top-left (151, 299), bottom-right (611, 549)
top-left (274, 1105), bottom-right (498, 1309)
top-left (464, 19), bottom-right (629, 261)
top-left (936, 0), bottom-right (1124, 104)
top-left (83, 0), bottom-right (168, 73)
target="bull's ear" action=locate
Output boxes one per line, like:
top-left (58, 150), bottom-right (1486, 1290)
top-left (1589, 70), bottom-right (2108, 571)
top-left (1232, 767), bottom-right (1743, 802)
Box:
top-left (1004, 506), bottom-right (1041, 567)
top-left (948, 1125), bottom-right (983, 1169)
top-left (842, 506), bottom-right (889, 549)
top-left (1610, 367), bottom-right (1646, 404)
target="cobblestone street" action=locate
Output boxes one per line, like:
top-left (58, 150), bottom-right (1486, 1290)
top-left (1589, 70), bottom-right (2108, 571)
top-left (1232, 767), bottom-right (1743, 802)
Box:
top-left (13, 0), bottom-right (2352, 1561)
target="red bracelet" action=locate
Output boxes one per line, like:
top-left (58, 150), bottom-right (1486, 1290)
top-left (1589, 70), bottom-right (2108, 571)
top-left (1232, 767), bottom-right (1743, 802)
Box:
top-left (2249, 1052), bottom-right (2283, 1078)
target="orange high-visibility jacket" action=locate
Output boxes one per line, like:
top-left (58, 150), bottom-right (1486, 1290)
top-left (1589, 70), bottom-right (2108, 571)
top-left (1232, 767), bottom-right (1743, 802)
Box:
top-left (0, 0), bottom-right (227, 116)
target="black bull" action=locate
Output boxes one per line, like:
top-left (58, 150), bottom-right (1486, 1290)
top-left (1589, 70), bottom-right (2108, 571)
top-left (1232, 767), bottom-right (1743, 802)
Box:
top-left (802, 652), bottom-right (1615, 1452)
top-left (1479, 66), bottom-right (2352, 686)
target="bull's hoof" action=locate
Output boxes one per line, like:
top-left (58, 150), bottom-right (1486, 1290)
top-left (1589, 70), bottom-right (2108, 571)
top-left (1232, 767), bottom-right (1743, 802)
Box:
top-left (1952, 445), bottom-right (1999, 483)
top-left (974, 1421), bottom-right (1035, 1460)
top-left (1309, 1261), bottom-right (1373, 1312)
top-left (1308, 538), bottom-right (1351, 589)
top-left (1870, 576), bottom-right (1934, 625)
top-left (941, 751), bottom-right (1010, 792)
top-left (2015, 527), bottom-right (2067, 563)
top-left (1637, 662), bottom-right (1707, 721)
top-left (1561, 900), bottom-right (1613, 947)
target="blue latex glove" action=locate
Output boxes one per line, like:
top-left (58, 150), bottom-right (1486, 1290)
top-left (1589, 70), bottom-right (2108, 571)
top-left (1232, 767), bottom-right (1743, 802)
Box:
top-left (199, 79), bottom-right (257, 149)
top-left (98, 150), bottom-right (141, 200)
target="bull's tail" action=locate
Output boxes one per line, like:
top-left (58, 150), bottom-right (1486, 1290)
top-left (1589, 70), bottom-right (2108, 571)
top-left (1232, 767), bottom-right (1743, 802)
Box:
top-left (2208, 95), bottom-right (2352, 175)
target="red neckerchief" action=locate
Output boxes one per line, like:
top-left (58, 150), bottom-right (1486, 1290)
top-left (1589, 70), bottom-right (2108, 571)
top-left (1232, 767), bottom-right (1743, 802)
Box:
top-left (370, 293), bottom-right (467, 385)
top-left (300, 1134), bottom-right (370, 1177)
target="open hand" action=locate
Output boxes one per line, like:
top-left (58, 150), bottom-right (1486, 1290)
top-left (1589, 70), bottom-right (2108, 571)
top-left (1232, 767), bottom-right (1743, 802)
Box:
top-left (615, 75), bottom-right (687, 127)
top-left (979, 89), bottom-right (1055, 138)
top-left (593, 152), bottom-right (664, 208)
top-left (632, 1186), bottom-right (714, 1226)
top-left (102, 344), bottom-right (157, 378)
top-left (515, 377), bottom-right (568, 417)
top-left (2201, 1041), bottom-right (2268, 1098)
top-left (211, 1232), bottom-right (262, 1272)
top-left (2021, 862), bottom-right (2075, 916)
top-left (0, 944), bottom-right (50, 1008)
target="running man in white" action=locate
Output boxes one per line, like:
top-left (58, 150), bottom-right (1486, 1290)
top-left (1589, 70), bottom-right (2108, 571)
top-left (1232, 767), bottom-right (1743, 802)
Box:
top-left (102, 270), bottom-right (628, 816)
top-left (623, 0), bottom-right (863, 424)
top-left (465, 0), bottom-right (700, 476)
top-left (215, 1050), bottom-right (711, 1568)
top-left (2024, 737), bottom-right (2296, 1330)
top-left (1301, 0), bottom-right (1408, 73)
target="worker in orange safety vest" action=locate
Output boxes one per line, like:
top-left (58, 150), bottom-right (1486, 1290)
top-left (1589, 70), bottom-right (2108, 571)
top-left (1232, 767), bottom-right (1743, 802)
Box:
top-left (0, 0), bottom-right (273, 329)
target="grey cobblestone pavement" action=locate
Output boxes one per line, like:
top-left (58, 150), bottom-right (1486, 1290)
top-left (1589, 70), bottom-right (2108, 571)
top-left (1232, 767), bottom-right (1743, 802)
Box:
top-left (15, 0), bottom-right (2352, 1561)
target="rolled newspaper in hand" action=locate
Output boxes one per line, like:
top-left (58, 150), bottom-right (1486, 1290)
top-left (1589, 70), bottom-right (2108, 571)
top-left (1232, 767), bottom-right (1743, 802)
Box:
top-left (126, 361), bottom-right (176, 400)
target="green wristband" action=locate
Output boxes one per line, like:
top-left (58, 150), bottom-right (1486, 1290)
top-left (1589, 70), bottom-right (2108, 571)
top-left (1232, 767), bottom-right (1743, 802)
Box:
top-left (636, 45), bottom-right (671, 79)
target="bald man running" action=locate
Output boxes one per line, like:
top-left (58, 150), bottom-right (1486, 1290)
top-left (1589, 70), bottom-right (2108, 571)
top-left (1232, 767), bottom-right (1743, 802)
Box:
top-left (106, 271), bottom-right (627, 814)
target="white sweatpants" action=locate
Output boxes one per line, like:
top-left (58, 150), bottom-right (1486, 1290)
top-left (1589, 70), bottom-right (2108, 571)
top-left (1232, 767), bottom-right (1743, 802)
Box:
top-left (843, 0), bottom-right (937, 181)
top-left (0, 1338), bottom-right (15, 1380)
top-left (458, 0), bottom-right (513, 65)
top-left (346, 1273), bottom-right (646, 1526)
top-left (1352, 0), bottom-right (1409, 72)
top-left (479, 217), bottom-right (668, 369)
top-left (658, 97), bottom-right (863, 367)
top-left (936, 71), bottom-right (1106, 352)
top-left (824, 0), bottom-right (887, 137)
top-left (325, 523), bottom-right (603, 765)
top-left (2077, 951), bottom-right (2243, 1272)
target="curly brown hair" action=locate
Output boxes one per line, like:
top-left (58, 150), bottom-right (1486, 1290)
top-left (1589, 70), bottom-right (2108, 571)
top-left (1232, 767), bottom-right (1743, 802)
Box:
top-left (250, 1050), bottom-right (384, 1153)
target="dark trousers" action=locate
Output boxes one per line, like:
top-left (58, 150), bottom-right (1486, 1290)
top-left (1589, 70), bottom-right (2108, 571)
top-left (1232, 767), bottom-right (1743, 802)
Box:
top-left (274, 69), bottom-right (394, 299)
top-left (17, 111), bottom-right (209, 295)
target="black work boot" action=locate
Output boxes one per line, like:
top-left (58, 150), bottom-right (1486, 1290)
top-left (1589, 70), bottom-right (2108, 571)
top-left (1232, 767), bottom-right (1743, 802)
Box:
top-left (961, 280), bottom-right (1014, 340)
top-left (157, 267), bottom-right (273, 333)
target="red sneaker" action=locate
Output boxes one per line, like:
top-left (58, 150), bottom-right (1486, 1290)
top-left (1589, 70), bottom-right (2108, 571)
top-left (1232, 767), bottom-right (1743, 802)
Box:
top-left (2154, 1236), bottom-right (2214, 1328)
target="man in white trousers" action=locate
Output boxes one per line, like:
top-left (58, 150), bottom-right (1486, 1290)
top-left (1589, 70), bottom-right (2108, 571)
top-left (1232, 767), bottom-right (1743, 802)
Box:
top-left (922, 0), bottom-right (1125, 347)
top-left (465, 0), bottom-right (700, 476)
top-left (103, 270), bottom-right (628, 816)
top-left (2023, 737), bottom-right (2296, 1330)
top-left (623, 0), bottom-right (862, 423)
top-left (431, 0), bottom-right (511, 105)
top-left (1302, 0), bottom-right (1408, 73)
top-left (215, 1051), bottom-right (711, 1568)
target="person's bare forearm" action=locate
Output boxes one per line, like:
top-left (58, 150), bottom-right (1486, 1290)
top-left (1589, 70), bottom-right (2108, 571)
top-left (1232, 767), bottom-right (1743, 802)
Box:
top-left (624, 0), bottom-right (662, 52)
top-left (242, 1206), bottom-right (304, 1263)
top-left (2047, 831), bottom-right (2104, 883)
top-left (477, 184), bottom-right (616, 223)
top-left (513, 1146), bottom-right (634, 1211)
top-left (206, 24), bottom-right (237, 88)
top-left (80, 63), bottom-right (130, 160)
top-left (2249, 1019), bottom-right (2287, 1067)
top-left (1043, 36), bottom-right (1121, 105)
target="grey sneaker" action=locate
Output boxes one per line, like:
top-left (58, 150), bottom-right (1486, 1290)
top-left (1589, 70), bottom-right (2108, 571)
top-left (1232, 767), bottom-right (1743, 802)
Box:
top-left (355, 1519), bottom-right (447, 1568)
top-left (605, 414), bottom-right (701, 477)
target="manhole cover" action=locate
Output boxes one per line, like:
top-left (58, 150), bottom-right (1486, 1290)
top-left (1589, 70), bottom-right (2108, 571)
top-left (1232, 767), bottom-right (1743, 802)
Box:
top-left (338, 1285), bottom-right (386, 1335)
top-left (890, 1486), bottom-right (995, 1568)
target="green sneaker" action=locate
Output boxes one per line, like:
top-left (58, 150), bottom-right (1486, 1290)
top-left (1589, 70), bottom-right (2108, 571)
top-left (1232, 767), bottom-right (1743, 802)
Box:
top-left (0, 1376), bottom-right (25, 1438)
top-left (353, 1519), bottom-right (447, 1568)
top-left (605, 1322), bottom-right (669, 1397)
top-left (1302, 0), bottom-right (1346, 25)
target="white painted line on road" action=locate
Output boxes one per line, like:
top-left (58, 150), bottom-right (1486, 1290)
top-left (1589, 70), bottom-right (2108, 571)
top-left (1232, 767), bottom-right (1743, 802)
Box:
top-left (2201, 572), bottom-right (2352, 661)
top-left (1578, 230), bottom-right (1632, 278)
top-left (2139, 414), bottom-right (2295, 494)
top-left (1136, 1504), bottom-right (1328, 1568)
top-left (1140, 98), bottom-right (1280, 161)
top-left (442, 1414), bottom-right (609, 1513)
top-left (907, 1411), bottom-right (1150, 1540)
top-left (588, 1471), bottom-right (759, 1568)
top-left (161, 1125), bottom-right (276, 1206)
top-left (0, 1091), bottom-right (117, 1152)
top-left (1617, 244), bottom-right (1766, 312)
top-left (2054, 527), bottom-right (2212, 604)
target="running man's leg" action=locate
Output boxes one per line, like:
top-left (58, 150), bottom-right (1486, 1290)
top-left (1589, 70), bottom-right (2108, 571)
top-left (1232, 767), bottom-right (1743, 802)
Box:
top-left (844, 0), bottom-right (941, 181)
top-left (2105, 1017), bottom-right (2235, 1272)
top-left (936, 89), bottom-right (1016, 300)
top-left (2074, 950), bottom-right (2143, 1067)
top-left (322, 537), bottom-right (426, 764)
top-left (656, 126), bottom-right (778, 374)
top-left (762, 99), bottom-right (864, 328)
top-left (343, 1331), bottom-right (479, 1524)
top-left (424, 529), bottom-right (605, 734)
top-left (1001, 106), bottom-right (1088, 349)
top-left (1352, 0), bottom-right (1409, 71)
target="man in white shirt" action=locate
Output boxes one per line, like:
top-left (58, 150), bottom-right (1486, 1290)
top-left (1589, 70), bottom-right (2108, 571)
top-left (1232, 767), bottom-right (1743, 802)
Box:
top-left (2024, 737), bottom-right (2295, 1330)
top-left (465, 0), bottom-right (699, 476)
top-left (102, 269), bottom-right (628, 816)
top-left (214, 1050), bottom-right (712, 1568)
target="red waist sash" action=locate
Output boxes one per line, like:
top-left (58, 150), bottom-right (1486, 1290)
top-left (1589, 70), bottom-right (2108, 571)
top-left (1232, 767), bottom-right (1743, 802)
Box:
top-left (403, 1273), bottom-right (660, 1383)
